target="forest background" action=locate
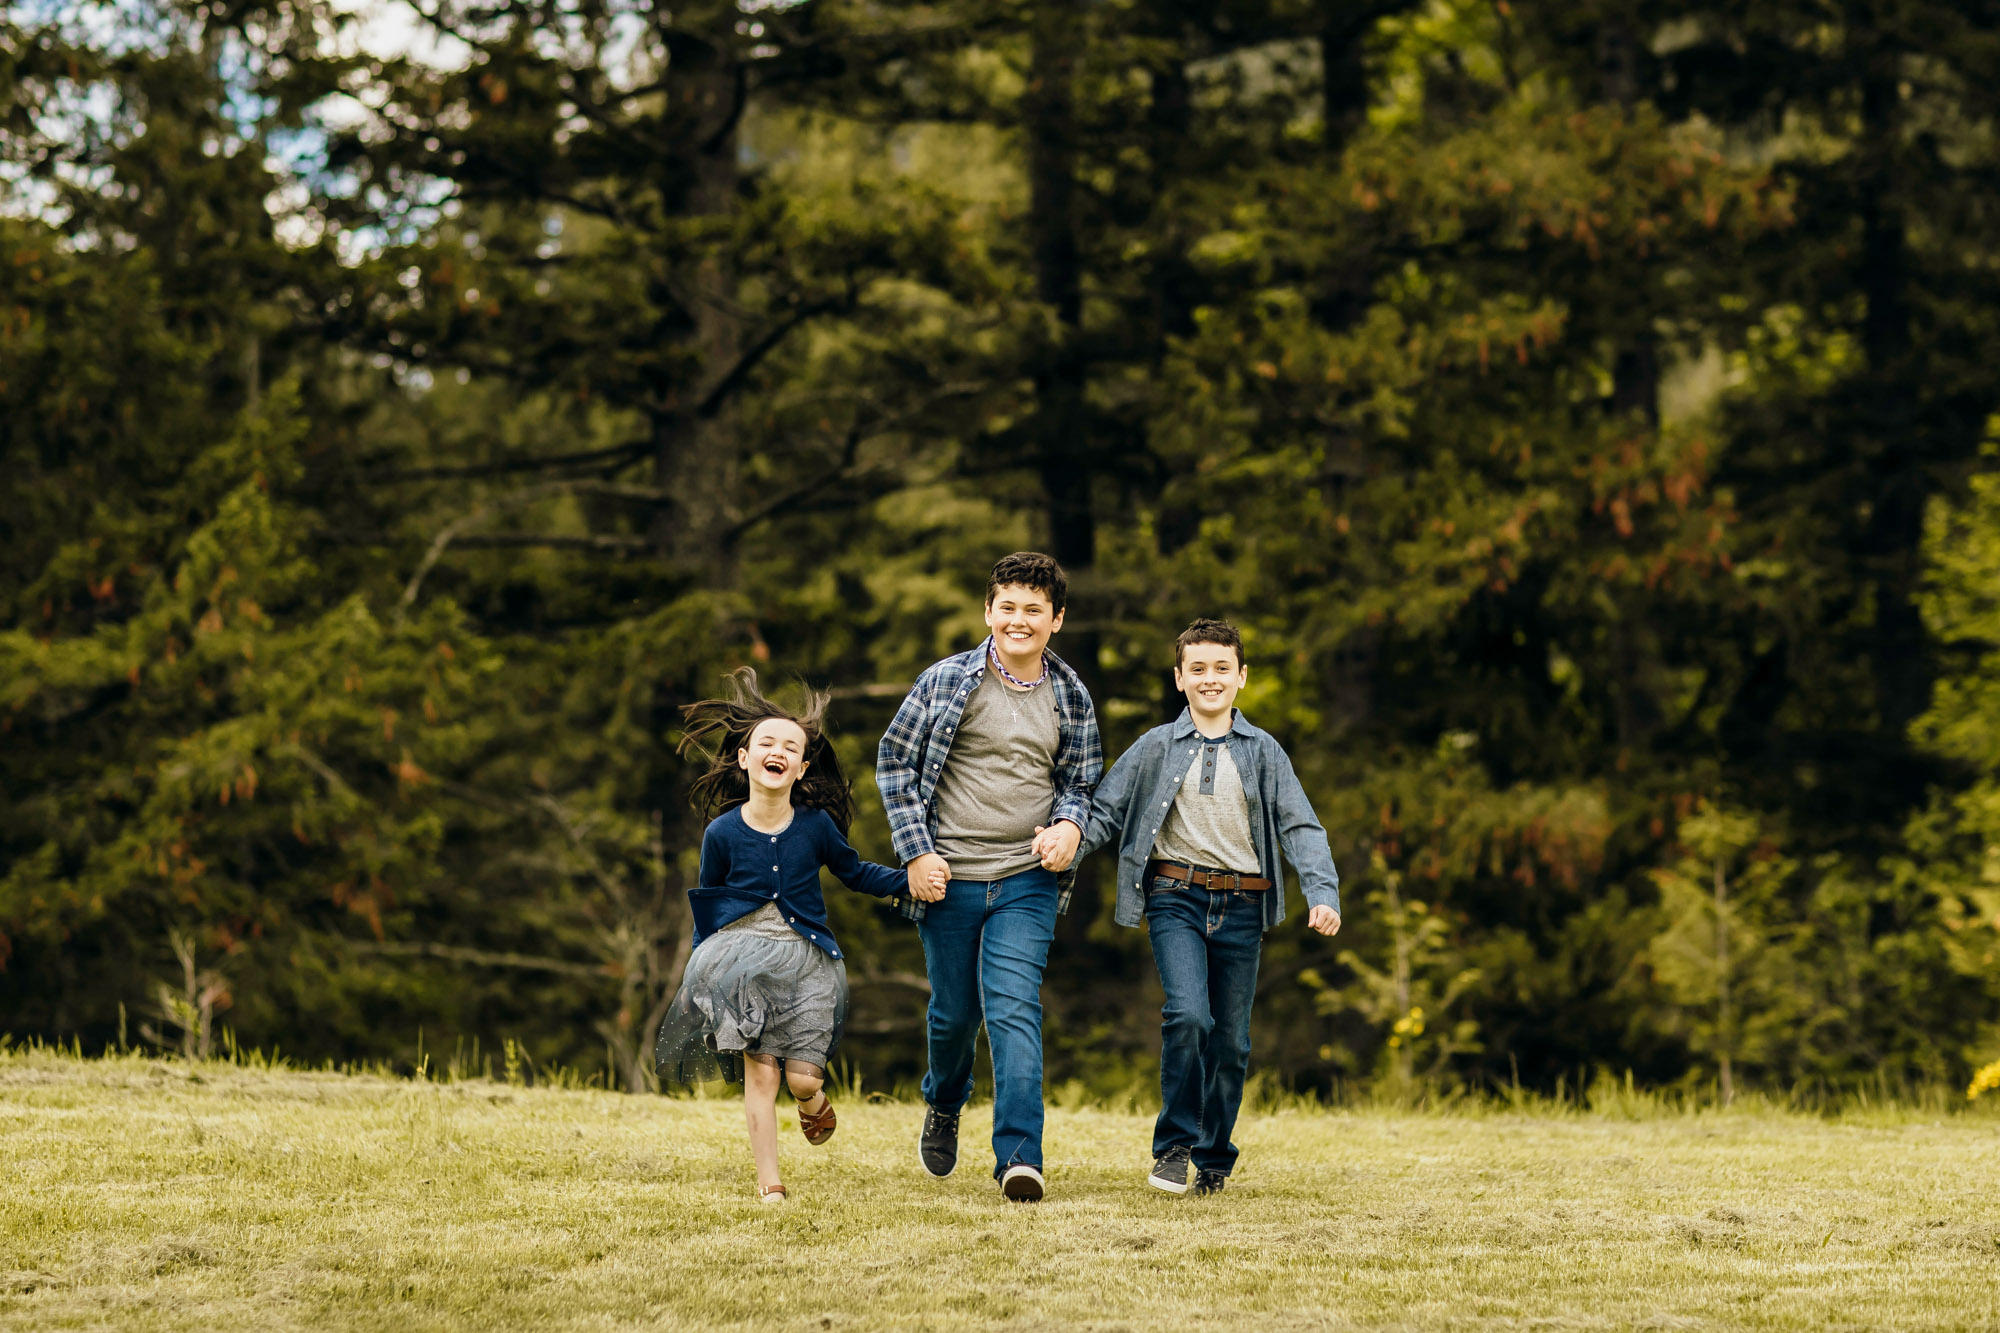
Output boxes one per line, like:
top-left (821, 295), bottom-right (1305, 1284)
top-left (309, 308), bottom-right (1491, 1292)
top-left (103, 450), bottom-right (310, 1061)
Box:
top-left (9, 0), bottom-right (2000, 1103)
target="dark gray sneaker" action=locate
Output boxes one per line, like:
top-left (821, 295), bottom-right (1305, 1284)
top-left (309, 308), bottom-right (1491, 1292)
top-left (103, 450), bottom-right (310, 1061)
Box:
top-left (918, 1105), bottom-right (960, 1178)
top-left (1148, 1145), bottom-right (1193, 1195)
top-left (1193, 1168), bottom-right (1227, 1196)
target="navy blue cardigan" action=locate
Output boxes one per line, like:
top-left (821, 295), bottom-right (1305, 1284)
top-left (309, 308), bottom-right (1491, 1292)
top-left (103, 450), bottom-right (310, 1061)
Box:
top-left (689, 806), bottom-right (905, 960)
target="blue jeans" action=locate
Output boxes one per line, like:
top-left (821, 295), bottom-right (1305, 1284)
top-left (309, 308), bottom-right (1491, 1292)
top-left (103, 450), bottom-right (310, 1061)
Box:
top-left (1147, 876), bottom-right (1263, 1176)
top-left (918, 867), bottom-right (1060, 1178)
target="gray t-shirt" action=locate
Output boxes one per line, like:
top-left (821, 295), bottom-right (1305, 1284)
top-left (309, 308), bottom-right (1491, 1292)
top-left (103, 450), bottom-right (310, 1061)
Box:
top-left (1150, 738), bottom-right (1261, 875)
top-left (932, 669), bottom-right (1060, 880)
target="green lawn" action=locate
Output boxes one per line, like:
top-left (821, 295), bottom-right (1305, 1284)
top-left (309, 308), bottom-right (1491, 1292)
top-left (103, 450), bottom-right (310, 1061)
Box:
top-left (2, 1049), bottom-right (1997, 1330)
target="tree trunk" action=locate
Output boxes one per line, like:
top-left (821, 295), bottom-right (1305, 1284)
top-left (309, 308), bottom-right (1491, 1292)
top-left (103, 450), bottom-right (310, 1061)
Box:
top-left (1026, 5), bottom-right (1101, 709)
top-left (628, 29), bottom-right (748, 1092)
top-left (1321, 1), bottom-right (1372, 155)
top-left (1597, 15), bottom-right (1665, 753)
top-left (651, 31), bottom-right (746, 587)
top-left (1713, 855), bottom-right (1733, 1106)
top-left (1857, 63), bottom-right (1929, 739)
top-left (1389, 873), bottom-right (1414, 1089)
top-left (1148, 58), bottom-right (1196, 346)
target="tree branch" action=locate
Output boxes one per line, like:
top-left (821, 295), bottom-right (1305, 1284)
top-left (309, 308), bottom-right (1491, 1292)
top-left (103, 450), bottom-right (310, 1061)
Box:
top-left (722, 381), bottom-right (983, 540)
top-left (826, 682), bottom-right (915, 700)
top-left (851, 968), bottom-right (932, 994)
top-left (697, 298), bottom-right (845, 418)
top-left (340, 937), bottom-right (610, 978)
top-left (276, 743), bottom-right (364, 803)
top-left (365, 440), bottom-right (650, 483)
top-left (394, 481), bottom-right (659, 620)
top-left (447, 533), bottom-right (655, 553)
top-left (529, 793), bottom-right (629, 904)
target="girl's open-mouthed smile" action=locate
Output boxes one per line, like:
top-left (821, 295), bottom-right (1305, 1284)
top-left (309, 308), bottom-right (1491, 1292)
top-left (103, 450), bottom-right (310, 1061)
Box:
top-left (740, 717), bottom-right (810, 792)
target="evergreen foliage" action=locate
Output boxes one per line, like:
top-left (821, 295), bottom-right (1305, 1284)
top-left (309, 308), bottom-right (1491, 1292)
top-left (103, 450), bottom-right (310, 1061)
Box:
top-left (5, 0), bottom-right (1998, 1095)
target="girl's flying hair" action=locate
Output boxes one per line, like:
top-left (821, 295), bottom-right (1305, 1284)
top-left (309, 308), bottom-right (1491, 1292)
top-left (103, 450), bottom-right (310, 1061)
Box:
top-left (678, 667), bottom-right (857, 833)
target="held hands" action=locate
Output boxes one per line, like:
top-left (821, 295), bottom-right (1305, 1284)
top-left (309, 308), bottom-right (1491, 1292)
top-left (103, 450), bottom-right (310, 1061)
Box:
top-left (1031, 820), bottom-right (1082, 873)
top-left (1307, 905), bottom-right (1342, 937)
top-left (907, 852), bottom-right (950, 903)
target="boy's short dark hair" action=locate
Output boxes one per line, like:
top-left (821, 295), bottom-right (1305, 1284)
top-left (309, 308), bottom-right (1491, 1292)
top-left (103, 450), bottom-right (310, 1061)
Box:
top-left (1176, 618), bottom-right (1244, 668)
top-left (986, 551), bottom-right (1068, 613)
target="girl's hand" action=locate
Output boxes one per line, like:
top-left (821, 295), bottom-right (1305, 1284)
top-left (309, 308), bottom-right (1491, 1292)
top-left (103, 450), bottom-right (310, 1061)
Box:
top-left (907, 853), bottom-right (950, 902)
top-left (1307, 905), bottom-right (1341, 936)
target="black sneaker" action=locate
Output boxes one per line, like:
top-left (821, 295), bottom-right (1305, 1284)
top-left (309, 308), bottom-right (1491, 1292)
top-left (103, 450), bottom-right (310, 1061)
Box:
top-left (1148, 1145), bottom-right (1193, 1195)
top-left (1193, 1168), bottom-right (1227, 1196)
top-left (919, 1105), bottom-right (960, 1178)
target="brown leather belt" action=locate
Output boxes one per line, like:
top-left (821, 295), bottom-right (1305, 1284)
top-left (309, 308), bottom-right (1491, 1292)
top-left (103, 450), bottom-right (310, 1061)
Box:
top-left (1146, 859), bottom-right (1272, 893)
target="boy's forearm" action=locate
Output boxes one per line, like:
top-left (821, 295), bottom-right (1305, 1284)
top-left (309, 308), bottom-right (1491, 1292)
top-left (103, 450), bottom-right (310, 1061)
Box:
top-left (1051, 720), bottom-right (1104, 846)
top-left (1280, 817), bottom-right (1341, 913)
top-left (1298, 868), bottom-right (1341, 915)
top-left (1049, 790), bottom-right (1093, 837)
top-left (1275, 758), bottom-right (1341, 913)
top-left (1074, 753), bottom-right (1136, 859)
top-left (878, 782), bottom-right (936, 864)
top-left (876, 681), bottom-right (936, 864)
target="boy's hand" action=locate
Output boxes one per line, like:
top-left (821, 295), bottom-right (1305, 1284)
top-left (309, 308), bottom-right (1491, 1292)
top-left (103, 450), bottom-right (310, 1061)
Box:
top-left (1307, 905), bottom-right (1341, 936)
top-left (1031, 821), bottom-right (1082, 872)
top-left (908, 852), bottom-right (950, 902)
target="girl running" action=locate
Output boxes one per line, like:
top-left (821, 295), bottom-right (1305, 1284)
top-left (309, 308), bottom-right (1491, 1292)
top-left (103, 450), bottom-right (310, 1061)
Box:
top-left (655, 668), bottom-right (930, 1202)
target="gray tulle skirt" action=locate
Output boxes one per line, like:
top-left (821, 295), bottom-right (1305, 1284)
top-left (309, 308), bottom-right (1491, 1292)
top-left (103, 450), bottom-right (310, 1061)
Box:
top-left (654, 903), bottom-right (849, 1086)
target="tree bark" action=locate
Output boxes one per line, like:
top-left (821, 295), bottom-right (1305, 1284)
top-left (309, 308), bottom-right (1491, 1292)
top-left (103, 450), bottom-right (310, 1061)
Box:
top-left (1321, 1), bottom-right (1373, 155)
top-left (1713, 855), bottom-right (1733, 1106)
top-left (651, 28), bottom-right (746, 587)
top-left (1857, 62), bottom-right (1929, 739)
top-left (1597, 15), bottom-right (1665, 753)
top-left (1026, 5), bottom-right (1102, 709)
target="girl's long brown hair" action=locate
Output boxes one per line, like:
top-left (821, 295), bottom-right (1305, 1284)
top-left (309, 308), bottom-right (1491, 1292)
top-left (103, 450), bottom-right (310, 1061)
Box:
top-left (677, 667), bottom-right (857, 833)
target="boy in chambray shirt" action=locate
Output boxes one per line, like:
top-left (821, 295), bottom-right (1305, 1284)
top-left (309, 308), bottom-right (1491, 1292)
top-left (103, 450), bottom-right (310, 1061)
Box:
top-left (1079, 618), bottom-right (1341, 1196)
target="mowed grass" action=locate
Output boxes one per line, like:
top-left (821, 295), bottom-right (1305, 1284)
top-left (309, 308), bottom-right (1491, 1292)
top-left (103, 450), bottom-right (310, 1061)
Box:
top-left (2, 1050), bottom-right (1998, 1331)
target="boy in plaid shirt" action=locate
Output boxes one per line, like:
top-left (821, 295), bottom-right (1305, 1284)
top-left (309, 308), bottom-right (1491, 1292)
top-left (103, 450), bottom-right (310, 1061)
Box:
top-left (875, 552), bottom-right (1102, 1202)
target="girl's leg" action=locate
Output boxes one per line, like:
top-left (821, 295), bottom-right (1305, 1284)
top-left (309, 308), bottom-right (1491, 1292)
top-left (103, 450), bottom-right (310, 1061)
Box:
top-left (785, 1061), bottom-right (826, 1115)
top-left (743, 1054), bottom-right (783, 1191)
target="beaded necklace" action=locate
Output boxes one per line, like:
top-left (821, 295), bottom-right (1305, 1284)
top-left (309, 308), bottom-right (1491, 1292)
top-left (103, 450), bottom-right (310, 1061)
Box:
top-left (987, 643), bottom-right (1050, 691)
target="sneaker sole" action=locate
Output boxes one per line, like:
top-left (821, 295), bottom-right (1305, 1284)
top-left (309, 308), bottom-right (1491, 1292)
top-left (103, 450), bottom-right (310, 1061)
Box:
top-left (1001, 1173), bottom-right (1044, 1202)
top-left (1147, 1171), bottom-right (1191, 1196)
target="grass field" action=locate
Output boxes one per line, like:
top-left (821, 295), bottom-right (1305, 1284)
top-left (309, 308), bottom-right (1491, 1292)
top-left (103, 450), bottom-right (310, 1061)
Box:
top-left (2, 1048), bottom-right (1998, 1331)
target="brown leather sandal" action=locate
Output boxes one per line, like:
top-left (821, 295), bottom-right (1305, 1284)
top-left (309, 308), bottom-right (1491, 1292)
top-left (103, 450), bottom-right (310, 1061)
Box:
top-left (797, 1093), bottom-right (837, 1145)
top-left (758, 1183), bottom-right (787, 1204)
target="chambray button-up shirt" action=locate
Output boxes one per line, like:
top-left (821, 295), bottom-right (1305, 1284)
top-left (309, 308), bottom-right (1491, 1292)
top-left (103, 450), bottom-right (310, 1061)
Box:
top-left (875, 637), bottom-right (1103, 921)
top-left (1079, 707), bottom-right (1340, 931)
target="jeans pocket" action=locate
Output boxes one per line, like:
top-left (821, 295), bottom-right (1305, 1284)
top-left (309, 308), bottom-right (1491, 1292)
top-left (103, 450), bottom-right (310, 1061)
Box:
top-left (1149, 875), bottom-right (1181, 895)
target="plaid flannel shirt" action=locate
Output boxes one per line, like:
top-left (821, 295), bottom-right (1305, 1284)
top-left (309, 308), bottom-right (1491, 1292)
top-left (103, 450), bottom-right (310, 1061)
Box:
top-left (876, 638), bottom-right (1103, 921)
